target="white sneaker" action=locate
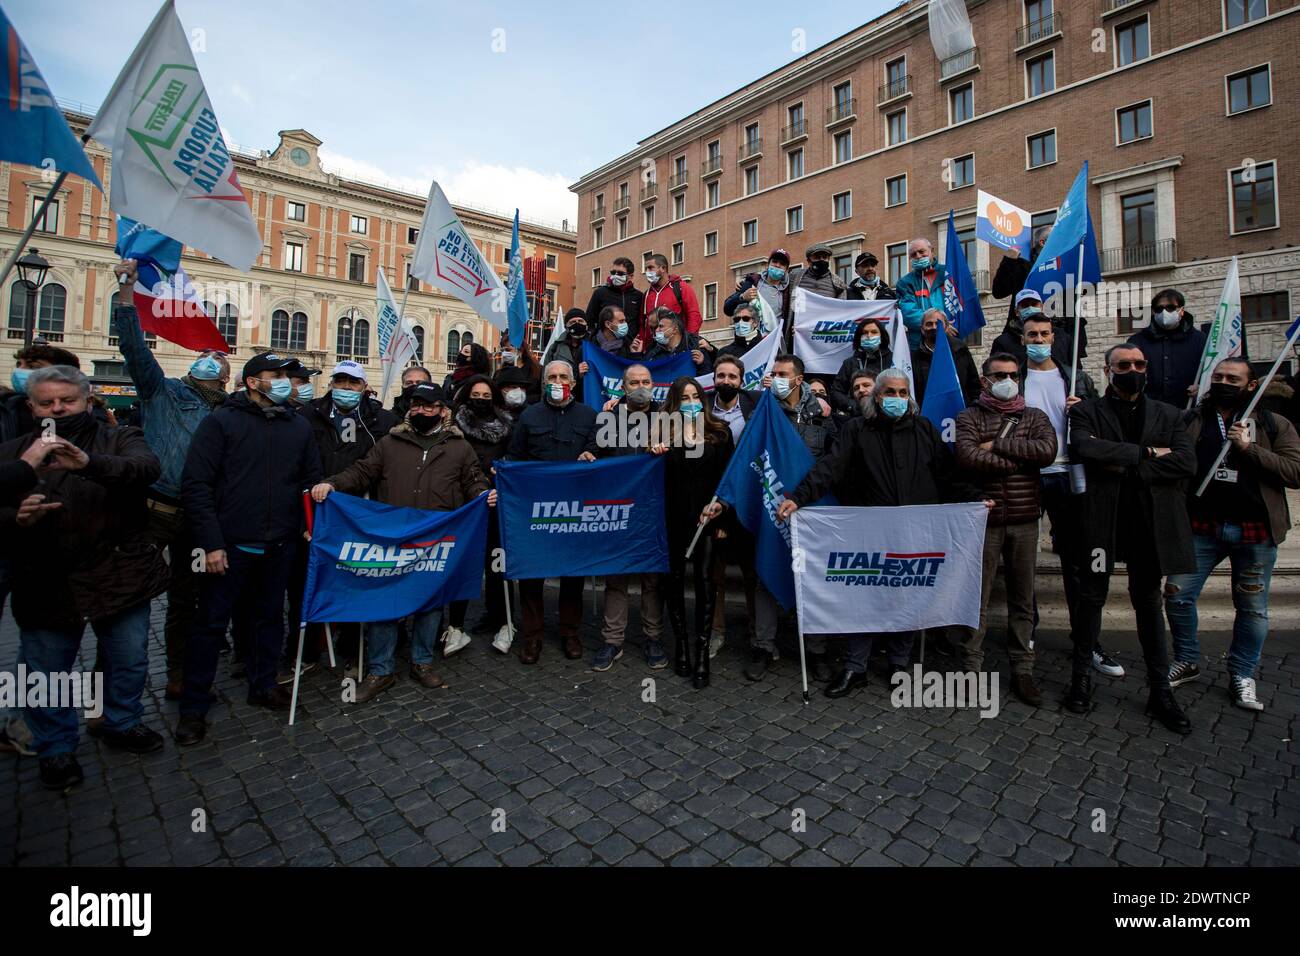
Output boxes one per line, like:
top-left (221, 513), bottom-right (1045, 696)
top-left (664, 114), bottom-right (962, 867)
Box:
top-left (0, 716), bottom-right (35, 756)
top-left (708, 632), bottom-right (724, 659)
top-left (1091, 648), bottom-right (1125, 678)
top-left (442, 626), bottom-right (471, 657)
top-left (491, 624), bottom-right (515, 654)
top-left (1230, 676), bottom-right (1264, 712)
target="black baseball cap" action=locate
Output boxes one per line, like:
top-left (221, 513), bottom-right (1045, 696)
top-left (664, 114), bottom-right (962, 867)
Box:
top-left (408, 383), bottom-right (448, 407)
top-left (856, 252), bottom-right (879, 267)
top-left (283, 358), bottom-right (322, 378)
top-left (241, 351), bottom-right (295, 380)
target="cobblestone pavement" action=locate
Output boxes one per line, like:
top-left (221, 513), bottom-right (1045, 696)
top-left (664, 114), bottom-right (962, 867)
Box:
top-left (2, 590), bottom-right (1297, 867)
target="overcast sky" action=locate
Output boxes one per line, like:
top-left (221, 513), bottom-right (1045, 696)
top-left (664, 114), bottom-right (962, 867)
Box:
top-left (11, 0), bottom-right (894, 228)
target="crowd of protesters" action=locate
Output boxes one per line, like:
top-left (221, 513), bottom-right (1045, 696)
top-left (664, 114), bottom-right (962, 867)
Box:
top-left (1, 241), bottom-right (1297, 793)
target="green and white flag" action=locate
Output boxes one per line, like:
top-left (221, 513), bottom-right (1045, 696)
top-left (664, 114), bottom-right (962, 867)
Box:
top-left (1193, 256), bottom-right (1244, 400)
top-left (86, 0), bottom-right (261, 271)
top-left (410, 180), bottom-right (509, 331)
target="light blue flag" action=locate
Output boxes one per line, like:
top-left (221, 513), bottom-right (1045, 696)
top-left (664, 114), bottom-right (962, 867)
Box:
top-left (921, 325), bottom-right (966, 445)
top-left (0, 4), bottom-right (101, 188)
top-left (1024, 162), bottom-right (1101, 307)
top-left (506, 209), bottom-right (530, 348)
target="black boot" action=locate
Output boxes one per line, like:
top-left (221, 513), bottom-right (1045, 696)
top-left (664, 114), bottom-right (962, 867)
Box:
top-left (1064, 671), bottom-right (1092, 713)
top-left (1145, 686), bottom-right (1192, 735)
top-left (692, 636), bottom-right (710, 689)
top-left (668, 599), bottom-right (691, 678)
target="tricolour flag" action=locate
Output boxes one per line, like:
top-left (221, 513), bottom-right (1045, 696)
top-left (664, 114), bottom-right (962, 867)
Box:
top-left (791, 504), bottom-right (987, 634)
top-left (114, 216), bottom-right (227, 352)
top-left (791, 289), bottom-right (899, 375)
top-left (581, 343), bottom-right (695, 411)
top-left (943, 209), bottom-right (985, 340)
top-left (376, 267), bottom-right (419, 399)
top-left (1192, 256), bottom-right (1244, 400)
top-left (86, 0), bottom-right (261, 271)
top-left (920, 322), bottom-right (965, 443)
top-left (410, 180), bottom-right (509, 330)
top-left (506, 210), bottom-right (530, 348)
top-left (302, 492), bottom-right (490, 623)
top-left (0, 3), bottom-right (101, 188)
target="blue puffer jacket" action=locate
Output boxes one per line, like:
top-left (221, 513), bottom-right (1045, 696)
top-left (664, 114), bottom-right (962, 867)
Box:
top-left (1127, 309), bottom-right (1206, 408)
top-left (117, 305), bottom-right (223, 500)
top-left (894, 264), bottom-right (950, 350)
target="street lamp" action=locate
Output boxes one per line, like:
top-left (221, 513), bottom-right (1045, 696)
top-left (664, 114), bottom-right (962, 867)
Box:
top-left (16, 248), bottom-right (49, 348)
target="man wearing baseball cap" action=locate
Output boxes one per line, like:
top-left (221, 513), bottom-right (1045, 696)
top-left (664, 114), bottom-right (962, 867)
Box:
top-left (724, 248), bottom-right (793, 340)
top-left (847, 251), bottom-right (897, 301)
top-left (284, 358), bottom-right (322, 408)
top-left (794, 242), bottom-right (846, 300)
top-left (990, 289), bottom-right (1072, 369)
top-left (174, 351), bottom-right (323, 745)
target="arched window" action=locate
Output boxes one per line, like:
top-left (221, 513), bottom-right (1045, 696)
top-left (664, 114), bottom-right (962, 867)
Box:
top-left (218, 304), bottom-right (238, 348)
top-left (272, 309), bottom-right (307, 351)
top-left (289, 311), bottom-right (307, 351)
top-left (37, 283), bottom-right (65, 335)
top-left (271, 309), bottom-right (290, 350)
top-left (336, 315), bottom-right (354, 357)
top-left (411, 325), bottom-right (425, 362)
top-left (462, 330), bottom-right (474, 347)
top-left (353, 318), bottom-right (370, 358)
top-left (447, 329), bottom-right (461, 357)
top-left (8, 281), bottom-right (27, 335)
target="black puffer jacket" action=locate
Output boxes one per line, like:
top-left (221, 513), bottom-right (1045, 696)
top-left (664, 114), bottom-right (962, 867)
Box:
top-left (1127, 310), bottom-right (1206, 407)
top-left (779, 384), bottom-right (836, 461)
top-left (298, 394), bottom-right (396, 488)
top-left (454, 403), bottom-right (514, 479)
top-left (584, 283), bottom-right (644, 334)
top-left (830, 320), bottom-right (895, 414)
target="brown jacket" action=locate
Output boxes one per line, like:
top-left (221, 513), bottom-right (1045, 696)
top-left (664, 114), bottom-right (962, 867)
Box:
top-left (1182, 406), bottom-right (1300, 545)
top-left (326, 423), bottom-right (488, 512)
top-left (955, 403), bottom-right (1058, 527)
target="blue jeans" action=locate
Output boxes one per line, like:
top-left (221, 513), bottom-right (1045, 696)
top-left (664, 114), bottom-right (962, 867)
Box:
top-left (20, 601), bottom-right (152, 758)
top-left (1165, 524), bottom-right (1275, 680)
top-left (844, 632), bottom-right (918, 673)
top-left (366, 609), bottom-right (444, 677)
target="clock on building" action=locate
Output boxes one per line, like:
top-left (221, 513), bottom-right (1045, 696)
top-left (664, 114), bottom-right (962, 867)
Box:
top-left (290, 147), bottom-right (310, 167)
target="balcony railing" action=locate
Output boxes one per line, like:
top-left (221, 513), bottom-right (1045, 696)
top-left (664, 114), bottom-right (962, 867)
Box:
top-left (941, 46), bottom-right (979, 80)
top-left (738, 138), bottom-right (762, 162)
top-left (1104, 0), bottom-right (1145, 13)
top-left (972, 269), bottom-right (990, 293)
top-left (877, 75), bottom-right (911, 105)
top-left (613, 193), bottom-right (631, 213)
top-left (1102, 238), bottom-right (1177, 273)
top-left (700, 156), bottom-right (723, 178)
top-left (668, 171), bottom-right (689, 191)
top-left (1016, 13), bottom-right (1061, 49)
top-left (780, 119), bottom-right (808, 144)
top-left (589, 204), bottom-right (605, 222)
top-left (826, 97), bottom-right (857, 124)
top-left (639, 183), bottom-right (658, 203)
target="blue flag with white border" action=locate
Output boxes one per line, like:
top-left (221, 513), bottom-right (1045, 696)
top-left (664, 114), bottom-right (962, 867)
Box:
top-left (921, 325), bottom-right (966, 445)
top-left (1023, 162), bottom-right (1102, 310)
top-left (302, 492), bottom-right (489, 623)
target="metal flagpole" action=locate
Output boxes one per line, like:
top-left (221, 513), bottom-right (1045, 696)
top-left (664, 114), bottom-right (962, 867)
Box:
top-left (288, 623), bottom-right (307, 726)
top-left (0, 134), bottom-right (91, 289)
top-left (790, 512), bottom-right (810, 705)
top-left (684, 496), bottom-right (718, 560)
top-left (1195, 318), bottom-right (1300, 498)
top-left (323, 622), bottom-right (337, 670)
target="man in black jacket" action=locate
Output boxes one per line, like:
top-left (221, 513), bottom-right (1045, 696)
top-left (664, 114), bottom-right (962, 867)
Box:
top-left (1126, 288), bottom-right (1206, 408)
top-left (175, 352), bottom-right (323, 745)
top-left (584, 256), bottom-right (644, 336)
top-left (716, 302), bottom-right (764, 364)
top-left (644, 308), bottom-right (712, 375)
top-left (846, 252), bottom-right (898, 301)
top-left (1066, 343), bottom-right (1196, 733)
top-left (913, 309), bottom-right (981, 409)
top-left (506, 360), bottom-right (599, 664)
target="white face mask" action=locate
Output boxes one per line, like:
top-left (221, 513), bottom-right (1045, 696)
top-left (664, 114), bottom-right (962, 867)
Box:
top-left (989, 378), bottom-right (1019, 401)
top-left (1155, 308), bottom-right (1180, 329)
top-left (504, 388), bottom-right (526, 407)
top-left (645, 269), bottom-right (660, 285)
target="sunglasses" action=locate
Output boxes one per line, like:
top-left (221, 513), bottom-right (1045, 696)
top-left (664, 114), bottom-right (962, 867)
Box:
top-left (987, 371), bottom-right (1020, 382)
top-left (609, 270), bottom-right (628, 277)
top-left (1111, 360), bottom-right (1148, 372)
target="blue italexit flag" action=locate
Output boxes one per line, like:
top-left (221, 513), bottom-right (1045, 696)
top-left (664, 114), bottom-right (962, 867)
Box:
top-left (302, 492), bottom-right (490, 623)
top-left (713, 390), bottom-right (826, 610)
top-left (0, 4), bottom-right (101, 189)
top-left (506, 209), bottom-right (530, 348)
top-left (942, 209), bottom-right (985, 340)
top-left (1024, 162), bottom-right (1101, 308)
top-left (921, 325), bottom-right (966, 445)
top-left (582, 342), bottom-right (695, 411)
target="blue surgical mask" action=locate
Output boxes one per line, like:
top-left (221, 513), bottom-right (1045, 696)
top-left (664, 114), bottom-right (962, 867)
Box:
top-left (265, 378), bottom-right (293, 405)
top-left (771, 377), bottom-right (792, 399)
top-left (1026, 343), bottom-right (1052, 363)
top-left (296, 383), bottom-right (314, 401)
top-left (881, 396), bottom-right (909, 418)
top-left (10, 368), bottom-right (31, 395)
top-left (767, 266), bottom-right (786, 282)
top-left (680, 401), bottom-right (703, 419)
top-left (332, 387), bottom-right (362, 410)
top-left (912, 257), bottom-right (931, 272)
top-left (863, 276), bottom-right (880, 287)
top-left (735, 321), bottom-right (753, 338)
top-left (190, 355), bottom-right (223, 381)
top-left (861, 336), bottom-right (881, 352)
top-left (654, 330), bottom-right (670, 346)
top-left (614, 322), bottom-right (629, 338)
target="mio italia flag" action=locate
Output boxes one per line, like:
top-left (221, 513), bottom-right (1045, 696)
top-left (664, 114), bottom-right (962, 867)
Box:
top-left (86, 1), bottom-right (261, 271)
top-left (975, 189), bottom-right (1030, 256)
top-left (494, 455), bottom-right (669, 579)
top-left (114, 215), bottom-right (227, 351)
top-left (790, 503), bottom-right (987, 635)
top-left (1192, 256), bottom-right (1244, 400)
top-left (302, 491), bottom-right (490, 623)
top-left (410, 180), bottom-right (509, 331)
top-left (791, 288), bottom-right (898, 375)
top-left (0, 3), bottom-right (101, 188)
top-left (376, 267), bottom-right (420, 399)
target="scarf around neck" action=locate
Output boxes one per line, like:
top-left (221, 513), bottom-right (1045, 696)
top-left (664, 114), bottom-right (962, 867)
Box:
top-left (977, 391), bottom-right (1026, 415)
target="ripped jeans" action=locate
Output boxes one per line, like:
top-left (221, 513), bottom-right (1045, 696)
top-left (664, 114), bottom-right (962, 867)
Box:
top-left (1164, 524), bottom-right (1276, 680)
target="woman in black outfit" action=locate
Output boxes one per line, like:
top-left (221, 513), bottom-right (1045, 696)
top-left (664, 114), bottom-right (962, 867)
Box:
top-left (451, 374), bottom-right (516, 653)
top-left (654, 377), bottom-right (734, 688)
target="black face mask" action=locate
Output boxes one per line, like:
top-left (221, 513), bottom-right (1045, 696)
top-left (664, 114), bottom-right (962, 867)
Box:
top-left (809, 261), bottom-right (830, 277)
top-left (1209, 382), bottom-right (1248, 408)
top-left (1111, 371), bottom-right (1147, 396)
top-left (715, 383), bottom-right (740, 402)
top-left (45, 410), bottom-right (95, 441)
top-left (567, 324), bottom-right (587, 340)
top-left (455, 353), bottom-right (470, 367)
top-left (468, 398), bottom-right (495, 418)
top-left (409, 413), bottom-right (442, 434)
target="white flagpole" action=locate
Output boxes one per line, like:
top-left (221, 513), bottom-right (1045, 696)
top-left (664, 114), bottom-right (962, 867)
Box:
top-left (684, 496), bottom-right (719, 560)
top-left (323, 622), bottom-right (337, 670)
top-left (1068, 242), bottom-right (1085, 398)
top-left (1195, 319), bottom-right (1300, 498)
top-left (288, 622), bottom-right (306, 726)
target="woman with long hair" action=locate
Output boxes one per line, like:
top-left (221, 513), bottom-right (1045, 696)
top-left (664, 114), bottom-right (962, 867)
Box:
top-left (494, 339), bottom-right (541, 409)
top-left (654, 376), bottom-right (734, 687)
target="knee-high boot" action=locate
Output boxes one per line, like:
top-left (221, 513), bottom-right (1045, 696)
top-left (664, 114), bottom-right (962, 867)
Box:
top-left (693, 552), bottom-right (714, 690)
top-left (667, 568), bottom-right (692, 678)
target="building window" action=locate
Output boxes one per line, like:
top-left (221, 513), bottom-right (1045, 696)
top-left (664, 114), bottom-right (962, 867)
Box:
top-left (673, 193), bottom-right (685, 221)
top-left (1025, 0), bottom-right (1053, 26)
top-left (348, 253), bottom-right (367, 283)
top-left (1121, 189), bottom-right (1157, 267)
top-left (745, 165), bottom-right (759, 195)
top-left (1230, 160), bottom-right (1277, 232)
top-left (706, 181), bottom-right (720, 208)
top-left (287, 201), bottom-right (306, 222)
top-left (31, 196), bottom-right (59, 233)
top-left (271, 309), bottom-right (308, 351)
top-left (447, 328), bottom-right (461, 358)
top-left (1027, 52), bottom-right (1055, 97)
top-left (742, 219), bottom-right (758, 246)
top-left (617, 215), bottom-right (628, 240)
top-left (787, 148), bottom-right (804, 180)
top-left (704, 283), bottom-right (718, 321)
top-left (948, 154), bottom-right (974, 190)
top-left (408, 226), bottom-right (419, 244)
top-left (1225, 0), bottom-right (1267, 29)
top-left (1027, 130), bottom-right (1057, 169)
top-left (787, 102), bottom-right (804, 137)
top-left (545, 253), bottom-right (558, 270)
top-left (887, 109), bottom-right (907, 145)
top-left (834, 81), bottom-right (853, 111)
top-left (673, 155), bottom-right (687, 180)
top-left (216, 303), bottom-right (238, 346)
top-left (1116, 100), bottom-right (1153, 144)
top-left (886, 174), bottom-right (907, 207)
top-left (671, 241), bottom-right (684, 265)
top-left (644, 206), bottom-right (656, 231)
top-left (1227, 65), bottom-right (1271, 114)
top-left (786, 205), bottom-right (804, 234)
top-left (744, 122), bottom-right (760, 150)
top-left (618, 182), bottom-right (630, 207)
top-left (707, 140), bottom-right (721, 166)
top-left (502, 245), bottom-right (511, 264)
top-left (832, 191), bottom-right (852, 222)
top-left (834, 255), bottom-right (853, 286)
top-left (1243, 291), bottom-right (1288, 324)
top-left (950, 84), bottom-right (973, 124)
top-left (886, 243), bottom-right (908, 286)
top-left (9, 282), bottom-right (67, 338)
top-left (406, 263), bottom-right (419, 291)
top-left (411, 325), bottom-right (425, 361)
top-left (592, 267), bottom-right (601, 287)
top-left (833, 130), bottom-right (852, 164)
top-left (705, 231), bottom-right (718, 256)
top-left (1032, 210), bottom-right (1058, 232)
top-left (284, 241), bottom-right (304, 272)
top-left (885, 57), bottom-right (906, 94)
top-left (1115, 16), bottom-right (1150, 67)
top-left (593, 224), bottom-right (604, 249)
top-left (350, 214), bottom-right (368, 235)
